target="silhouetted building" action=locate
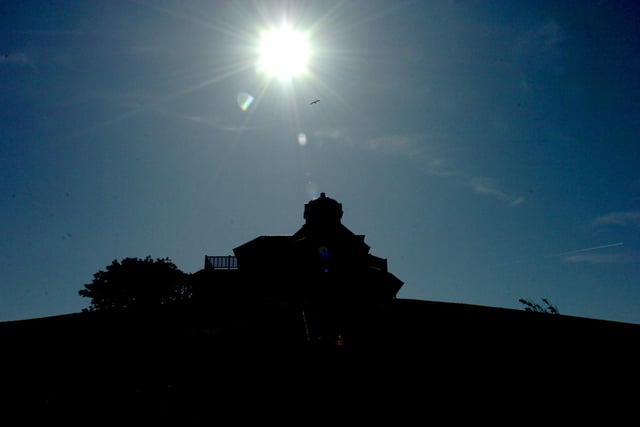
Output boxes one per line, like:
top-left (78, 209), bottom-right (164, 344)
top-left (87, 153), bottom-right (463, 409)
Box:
top-left (4, 194), bottom-right (640, 423)
top-left (193, 192), bottom-right (403, 305)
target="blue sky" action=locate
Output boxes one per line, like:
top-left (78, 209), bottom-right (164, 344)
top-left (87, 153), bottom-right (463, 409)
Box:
top-left (1, 0), bottom-right (639, 324)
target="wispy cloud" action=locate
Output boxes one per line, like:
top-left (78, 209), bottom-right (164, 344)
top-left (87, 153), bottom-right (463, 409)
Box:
top-left (314, 127), bottom-right (349, 143)
top-left (531, 18), bottom-right (564, 50)
top-left (155, 108), bottom-right (257, 132)
top-left (554, 242), bottom-right (623, 257)
top-left (365, 133), bottom-right (454, 177)
top-left (510, 196), bottom-right (525, 206)
top-left (471, 177), bottom-right (525, 206)
top-left (564, 252), bottom-right (637, 264)
top-left (554, 242), bottom-right (636, 265)
top-left (515, 17), bottom-right (565, 72)
top-left (471, 177), bottom-right (507, 198)
top-left (515, 18), bottom-right (566, 95)
top-left (422, 158), bottom-right (453, 177)
top-left (591, 211), bottom-right (640, 229)
top-left (572, 211), bottom-right (640, 264)
top-left (309, 127), bottom-right (355, 150)
top-left (0, 52), bottom-right (30, 66)
top-left (367, 134), bottom-right (411, 153)
top-left (364, 136), bottom-right (530, 198)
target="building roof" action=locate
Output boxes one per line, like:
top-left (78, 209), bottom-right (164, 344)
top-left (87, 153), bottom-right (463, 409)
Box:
top-left (228, 193), bottom-right (403, 301)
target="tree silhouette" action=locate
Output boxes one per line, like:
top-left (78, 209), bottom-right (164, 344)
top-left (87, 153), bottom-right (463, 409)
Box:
top-left (79, 256), bottom-right (191, 312)
top-left (518, 297), bottom-right (559, 315)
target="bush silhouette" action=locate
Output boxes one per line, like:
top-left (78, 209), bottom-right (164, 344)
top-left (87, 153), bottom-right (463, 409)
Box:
top-left (518, 297), bottom-right (559, 315)
top-left (79, 256), bottom-right (191, 312)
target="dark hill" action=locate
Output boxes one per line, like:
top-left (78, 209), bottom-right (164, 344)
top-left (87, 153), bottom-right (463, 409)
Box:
top-left (2, 297), bottom-right (639, 423)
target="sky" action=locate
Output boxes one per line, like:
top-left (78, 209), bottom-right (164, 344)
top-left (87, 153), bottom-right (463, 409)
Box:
top-left (1, 0), bottom-right (639, 324)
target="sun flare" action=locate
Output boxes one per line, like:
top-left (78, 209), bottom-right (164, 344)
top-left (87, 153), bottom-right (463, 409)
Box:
top-left (256, 25), bottom-right (310, 82)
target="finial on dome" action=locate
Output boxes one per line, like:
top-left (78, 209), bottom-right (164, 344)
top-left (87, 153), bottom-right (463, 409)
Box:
top-left (303, 192), bottom-right (343, 225)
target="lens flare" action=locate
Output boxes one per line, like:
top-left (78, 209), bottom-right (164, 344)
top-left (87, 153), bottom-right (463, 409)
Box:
top-left (318, 245), bottom-right (330, 258)
top-left (237, 92), bottom-right (254, 111)
top-left (305, 180), bottom-right (319, 199)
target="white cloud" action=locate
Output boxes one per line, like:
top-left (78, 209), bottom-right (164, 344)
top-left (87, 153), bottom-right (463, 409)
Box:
top-left (510, 196), bottom-right (525, 206)
top-left (470, 177), bottom-right (525, 207)
top-left (591, 211), bottom-right (640, 229)
top-left (367, 134), bottom-right (411, 153)
top-left (515, 17), bottom-right (566, 92)
top-left (564, 252), bottom-right (637, 264)
top-left (365, 133), bottom-right (454, 176)
top-left (159, 109), bottom-right (257, 132)
top-left (423, 158), bottom-right (453, 177)
top-left (315, 128), bottom-right (348, 142)
top-left (310, 127), bottom-right (353, 150)
top-left (515, 17), bottom-right (565, 63)
top-left (471, 177), bottom-right (507, 199)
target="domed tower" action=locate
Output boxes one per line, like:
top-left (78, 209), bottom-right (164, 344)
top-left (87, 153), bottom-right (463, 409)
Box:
top-left (303, 192), bottom-right (343, 227)
top-left (292, 193), bottom-right (369, 275)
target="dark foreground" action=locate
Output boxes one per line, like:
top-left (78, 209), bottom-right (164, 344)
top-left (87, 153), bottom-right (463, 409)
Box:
top-left (2, 298), bottom-right (639, 423)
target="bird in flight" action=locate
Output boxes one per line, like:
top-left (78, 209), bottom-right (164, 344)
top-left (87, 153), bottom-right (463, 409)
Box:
top-left (310, 99), bottom-right (320, 105)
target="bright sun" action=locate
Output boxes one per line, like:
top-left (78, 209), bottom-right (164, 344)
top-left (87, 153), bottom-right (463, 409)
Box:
top-left (256, 25), bottom-right (310, 82)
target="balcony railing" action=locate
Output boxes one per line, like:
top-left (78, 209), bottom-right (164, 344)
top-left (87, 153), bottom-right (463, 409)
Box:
top-left (204, 255), bottom-right (238, 270)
